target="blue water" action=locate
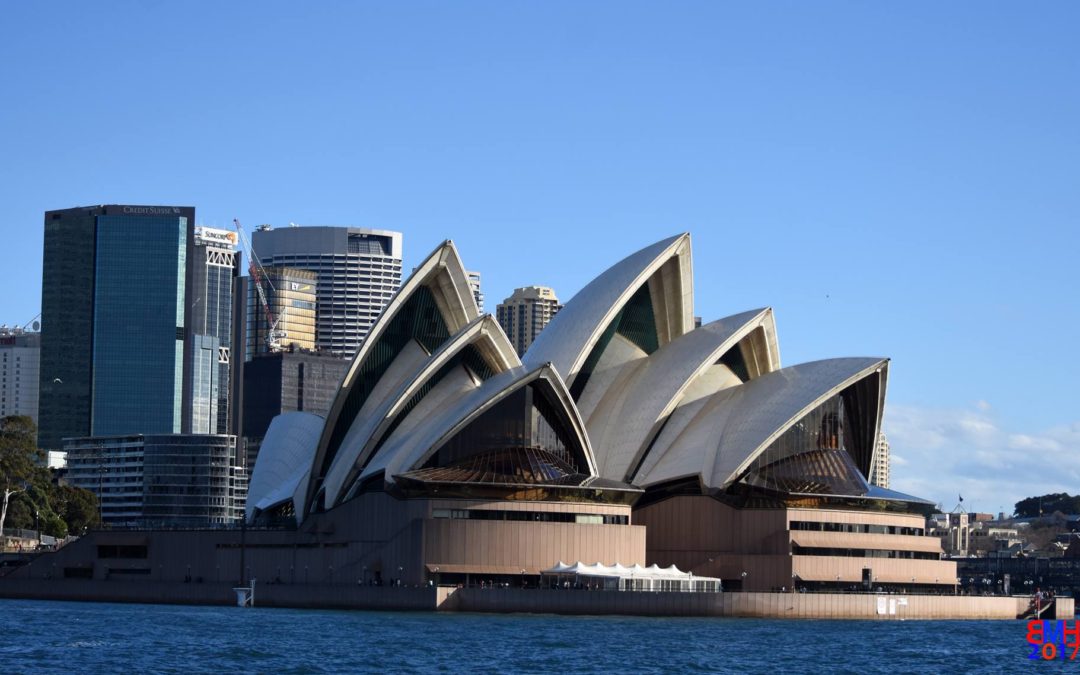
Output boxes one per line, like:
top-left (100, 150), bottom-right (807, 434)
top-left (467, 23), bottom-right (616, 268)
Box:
top-left (0, 599), bottom-right (1057, 673)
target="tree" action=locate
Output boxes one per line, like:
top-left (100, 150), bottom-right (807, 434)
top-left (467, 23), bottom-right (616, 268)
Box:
top-left (50, 484), bottom-right (101, 533)
top-left (1015, 493), bottom-right (1080, 519)
top-left (0, 415), bottom-right (39, 535)
top-left (9, 473), bottom-right (70, 539)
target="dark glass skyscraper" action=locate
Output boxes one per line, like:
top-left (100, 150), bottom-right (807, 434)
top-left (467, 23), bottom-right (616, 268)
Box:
top-left (39, 205), bottom-right (195, 448)
top-left (93, 210), bottom-right (189, 436)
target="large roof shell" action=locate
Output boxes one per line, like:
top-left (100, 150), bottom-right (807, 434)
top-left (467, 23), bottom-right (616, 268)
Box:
top-left (361, 364), bottom-right (597, 486)
top-left (522, 234), bottom-right (694, 391)
top-left (306, 240), bottom-right (479, 513)
top-left (633, 357), bottom-right (888, 490)
top-left (320, 314), bottom-right (520, 507)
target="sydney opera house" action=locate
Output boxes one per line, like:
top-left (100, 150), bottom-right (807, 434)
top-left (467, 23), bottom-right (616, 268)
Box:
top-left (7, 233), bottom-right (956, 598)
top-left (237, 233), bottom-right (955, 592)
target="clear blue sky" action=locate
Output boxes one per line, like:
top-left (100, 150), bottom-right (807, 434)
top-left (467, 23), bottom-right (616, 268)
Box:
top-left (1, 2), bottom-right (1077, 513)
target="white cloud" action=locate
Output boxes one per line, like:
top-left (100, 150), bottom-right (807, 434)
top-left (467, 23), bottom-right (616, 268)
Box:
top-left (883, 403), bottom-right (1080, 516)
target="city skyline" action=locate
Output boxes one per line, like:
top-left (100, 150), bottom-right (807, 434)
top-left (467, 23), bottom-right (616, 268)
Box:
top-left (1, 3), bottom-right (1077, 513)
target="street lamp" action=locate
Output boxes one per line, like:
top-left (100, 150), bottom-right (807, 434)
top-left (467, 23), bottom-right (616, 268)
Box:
top-left (741, 571), bottom-right (748, 591)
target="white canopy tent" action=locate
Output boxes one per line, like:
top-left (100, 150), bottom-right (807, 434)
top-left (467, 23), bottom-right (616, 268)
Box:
top-left (541, 561), bottom-right (721, 593)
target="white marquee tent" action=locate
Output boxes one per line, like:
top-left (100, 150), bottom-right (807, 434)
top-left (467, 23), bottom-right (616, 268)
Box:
top-left (541, 561), bottom-right (721, 592)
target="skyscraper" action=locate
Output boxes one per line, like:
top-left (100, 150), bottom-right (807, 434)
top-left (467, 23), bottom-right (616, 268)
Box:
top-left (0, 326), bottom-right (40, 424)
top-left (39, 206), bottom-right (247, 525)
top-left (246, 267), bottom-right (317, 358)
top-left (39, 205), bottom-right (195, 449)
top-left (495, 286), bottom-right (562, 356)
top-left (184, 226), bottom-right (242, 435)
top-left (251, 226), bottom-right (403, 357)
top-left (38, 207), bottom-right (244, 443)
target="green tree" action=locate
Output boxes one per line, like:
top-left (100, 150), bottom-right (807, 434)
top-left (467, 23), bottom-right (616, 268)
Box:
top-left (50, 484), bottom-right (101, 533)
top-left (1014, 493), bottom-right (1080, 518)
top-left (13, 473), bottom-right (70, 538)
top-left (0, 415), bottom-right (39, 535)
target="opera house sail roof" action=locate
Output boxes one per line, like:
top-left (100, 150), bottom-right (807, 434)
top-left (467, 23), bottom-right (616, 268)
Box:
top-left (247, 233), bottom-right (924, 527)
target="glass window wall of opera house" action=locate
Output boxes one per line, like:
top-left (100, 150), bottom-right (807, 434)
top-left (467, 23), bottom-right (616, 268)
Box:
top-left (15, 234), bottom-right (954, 593)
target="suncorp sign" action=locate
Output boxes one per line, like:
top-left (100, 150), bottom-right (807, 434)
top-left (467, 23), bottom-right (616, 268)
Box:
top-left (194, 226), bottom-right (238, 248)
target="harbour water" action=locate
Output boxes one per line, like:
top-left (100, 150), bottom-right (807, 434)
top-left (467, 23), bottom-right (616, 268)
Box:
top-left (0, 599), bottom-right (1042, 673)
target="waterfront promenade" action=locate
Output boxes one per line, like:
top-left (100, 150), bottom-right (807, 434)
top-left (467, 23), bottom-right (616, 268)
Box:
top-left (0, 578), bottom-right (1069, 620)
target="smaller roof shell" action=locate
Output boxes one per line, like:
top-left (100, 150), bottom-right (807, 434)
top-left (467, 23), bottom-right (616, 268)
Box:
top-left (634, 357), bottom-right (889, 490)
top-left (245, 412), bottom-right (325, 524)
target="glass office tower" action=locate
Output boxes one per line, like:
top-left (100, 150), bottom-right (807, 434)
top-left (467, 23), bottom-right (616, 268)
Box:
top-left (39, 209), bottom-right (97, 449)
top-left (39, 205), bottom-right (195, 448)
top-left (92, 212), bottom-right (188, 436)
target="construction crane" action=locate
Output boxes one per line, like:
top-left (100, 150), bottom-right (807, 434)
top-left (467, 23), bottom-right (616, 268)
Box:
top-left (233, 218), bottom-right (286, 351)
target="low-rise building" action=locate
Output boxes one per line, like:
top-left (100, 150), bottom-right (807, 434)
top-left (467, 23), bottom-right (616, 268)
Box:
top-left (929, 511), bottom-right (971, 556)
